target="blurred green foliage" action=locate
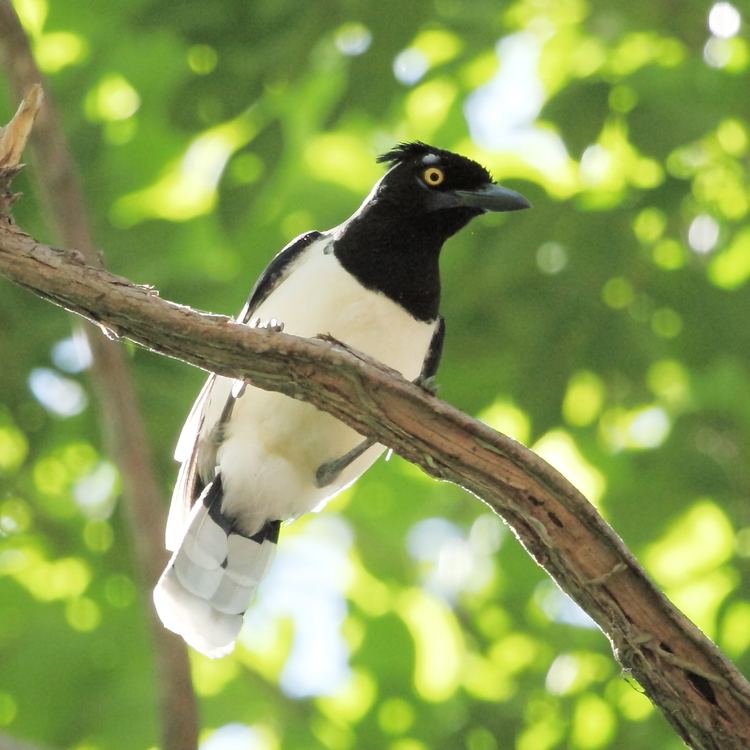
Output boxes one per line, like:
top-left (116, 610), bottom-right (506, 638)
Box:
top-left (1, 0), bottom-right (749, 748)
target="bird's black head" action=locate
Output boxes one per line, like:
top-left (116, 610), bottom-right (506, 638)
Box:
top-left (372, 141), bottom-right (529, 238)
top-left (333, 141), bottom-right (529, 322)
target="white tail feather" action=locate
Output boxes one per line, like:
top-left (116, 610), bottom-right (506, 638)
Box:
top-left (153, 484), bottom-right (277, 658)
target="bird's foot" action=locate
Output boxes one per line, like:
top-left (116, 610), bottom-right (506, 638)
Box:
top-left (414, 374), bottom-right (440, 396)
top-left (315, 438), bottom-right (376, 488)
top-left (251, 317), bottom-right (285, 333)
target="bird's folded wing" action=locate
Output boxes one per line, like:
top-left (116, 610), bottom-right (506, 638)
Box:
top-left (165, 230), bottom-right (325, 549)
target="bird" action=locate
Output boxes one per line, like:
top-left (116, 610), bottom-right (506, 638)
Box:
top-left (153, 141), bottom-right (529, 657)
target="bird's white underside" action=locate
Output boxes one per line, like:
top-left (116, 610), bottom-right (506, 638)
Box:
top-left (167, 235), bottom-right (437, 545)
top-left (156, 235), bottom-right (436, 656)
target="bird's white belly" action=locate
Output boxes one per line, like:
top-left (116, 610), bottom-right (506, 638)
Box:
top-left (205, 243), bottom-right (436, 531)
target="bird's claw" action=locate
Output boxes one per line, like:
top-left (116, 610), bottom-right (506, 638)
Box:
top-left (231, 380), bottom-right (247, 399)
top-left (315, 461), bottom-right (338, 488)
top-left (315, 438), bottom-right (376, 488)
top-left (415, 374), bottom-right (439, 396)
top-left (251, 317), bottom-right (285, 333)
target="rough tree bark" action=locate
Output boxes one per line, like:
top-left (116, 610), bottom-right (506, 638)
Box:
top-left (1, 92), bottom-right (749, 750)
top-left (0, 7), bottom-right (199, 749)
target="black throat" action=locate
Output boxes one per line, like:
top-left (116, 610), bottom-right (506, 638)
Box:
top-left (333, 200), bottom-right (476, 322)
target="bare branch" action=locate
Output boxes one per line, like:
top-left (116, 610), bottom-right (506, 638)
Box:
top-left (0, 9), bottom-right (199, 749)
top-left (1, 220), bottom-right (750, 749)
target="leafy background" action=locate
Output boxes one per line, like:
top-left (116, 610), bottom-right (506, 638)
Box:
top-left (1, 0), bottom-right (749, 748)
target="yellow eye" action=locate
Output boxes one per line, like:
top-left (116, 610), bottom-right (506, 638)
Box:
top-left (422, 166), bottom-right (445, 187)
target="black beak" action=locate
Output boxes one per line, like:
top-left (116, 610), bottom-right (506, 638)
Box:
top-left (453, 183), bottom-right (531, 212)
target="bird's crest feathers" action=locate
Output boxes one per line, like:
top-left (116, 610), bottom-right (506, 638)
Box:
top-left (376, 141), bottom-right (437, 166)
top-left (376, 141), bottom-right (493, 183)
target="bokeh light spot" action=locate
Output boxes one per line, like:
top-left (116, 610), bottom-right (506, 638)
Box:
top-left (709, 227), bottom-right (750, 289)
top-left (721, 601), bottom-right (750, 656)
top-left (688, 214), bottom-right (720, 254)
top-left (28, 368), bottom-right (88, 418)
top-left (633, 207), bottom-right (666, 243)
top-left (0, 423), bottom-right (28, 473)
top-left (709, 2), bottom-right (741, 39)
top-left (0, 498), bottom-right (32, 535)
top-left (187, 44), bottom-right (218, 74)
top-left (533, 430), bottom-right (606, 507)
top-left (478, 398), bottom-right (530, 444)
top-left (35, 31), bottom-right (87, 73)
top-left (316, 668), bottom-right (376, 725)
top-left (86, 73), bottom-right (140, 122)
top-left (651, 238), bottom-right (685, 270)
top-left (0, 692), bottom-right (18, 726)
top-left (645, 500), bottom-right (734, 586)
top-left (562, 370), bottom-right (605, 427)
top-left (572, 694), bottom-right (616, 749)
top-left (398, 588), bottom-right (463, 702)
top-left (378, 698), bottom-right (415, 735)
top-left (651, 307), bottom-right (683, 338)
top-left (536, 241), bottom-right (568, 274)
top-left (393, 49), bottom-right (429, 85)
top-left (335, 23), bottom-right (372, 57)
top-left (105, 574), bottom-right (137, 608)
top-left (602, 276), bottom-right (634, 309)
top-left (66, 597), bottom-right (102, 632)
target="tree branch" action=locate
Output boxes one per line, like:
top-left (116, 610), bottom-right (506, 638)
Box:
top-left (1, 205), bottom-right (750, 748)
top-left (0, 10), bottom-right (199, 749)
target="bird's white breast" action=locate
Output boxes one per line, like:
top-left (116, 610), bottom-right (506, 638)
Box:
top-left (201, 237), bottom-right (437, 530)
top-left (251, 237), bottom-right (434, 371)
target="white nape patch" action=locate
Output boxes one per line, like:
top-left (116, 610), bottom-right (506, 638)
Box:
top-left (422, 153), bottom-right (440, 165)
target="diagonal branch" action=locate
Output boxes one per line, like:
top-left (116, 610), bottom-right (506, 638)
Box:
top-left (0, 9), bottom-right (199, 749)
top-left (1, 214), bottom-right (750, 749)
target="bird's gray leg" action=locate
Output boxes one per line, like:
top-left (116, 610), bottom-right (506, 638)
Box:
top-left (220, 318), bottom-right (284, 412)
top-left (314, 370), bottom-right (439, 488)
top-left (210, 320), bottom-right (286, 444)
top-left (314, 345), bottom-right (446, 490)
top-left (413, 373), bottom-right (439, 396)
top-left (413, 316), bottom-right (444, 397)
top-left (315, 437), bottom-right (376, 488)
top-left (209, 381), bottom-right (243, 447)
